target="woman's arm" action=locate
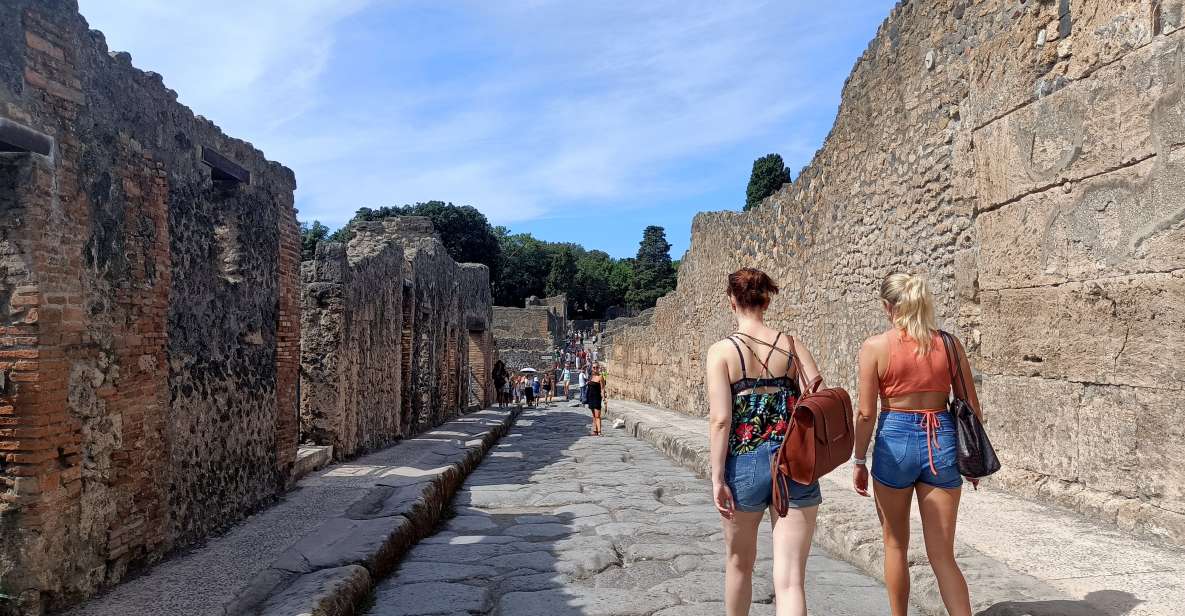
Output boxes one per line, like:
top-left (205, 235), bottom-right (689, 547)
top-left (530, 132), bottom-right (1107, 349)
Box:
top-left (954, 336), bottom-right (982, 420)
top-left (705, 342), bottom-right (735, 518)
top-left (852, 337), bottom-right (880, 496)
top-left (791, 336), bottom-right (822, 385)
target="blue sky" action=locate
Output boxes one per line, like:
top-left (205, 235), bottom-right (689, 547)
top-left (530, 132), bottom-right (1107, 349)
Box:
top-left (78, 1), bottom-right (895, 259)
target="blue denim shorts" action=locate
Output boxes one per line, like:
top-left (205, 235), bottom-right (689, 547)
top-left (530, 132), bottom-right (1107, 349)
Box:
top-left (725, 440), bottom-right (822, 512)
top-left (872, 410), bottom-right (963, 490)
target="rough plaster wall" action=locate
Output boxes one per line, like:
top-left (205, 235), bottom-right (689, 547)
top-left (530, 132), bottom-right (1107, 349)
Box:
top-left (606, 0), bottom-right (1185, 545)
top-left (0, 1), bottom-right (299, 612)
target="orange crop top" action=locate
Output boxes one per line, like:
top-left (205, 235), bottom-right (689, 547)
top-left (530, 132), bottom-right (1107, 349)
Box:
top-left (879, 330), bottom-right (951, 398)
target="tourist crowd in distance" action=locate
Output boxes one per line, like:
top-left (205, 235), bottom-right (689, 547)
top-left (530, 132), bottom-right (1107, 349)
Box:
top-left (489, 329), bottom-right (610, 432)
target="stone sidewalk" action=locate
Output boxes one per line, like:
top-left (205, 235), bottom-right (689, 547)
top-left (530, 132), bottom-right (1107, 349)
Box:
top-left (605, 399), bottom-right (1185, 616)
top-left (365, 405), bottom-right (887, 615)
top-left (64, 407), bottom-right (518, 616)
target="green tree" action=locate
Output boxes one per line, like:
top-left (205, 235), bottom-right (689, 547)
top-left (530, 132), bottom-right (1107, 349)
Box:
top-left (348, 201), bottom-right (501, 279)
top-left (300, 220), bottom-right (331, 261)
top-left (545, 246), bottom-right (578, 297)
top-left (625, 226), bottom-right (677, 310)
top-left (570, 250), bottom-right (615, 318)
top-left (745, 153), bottom-right (791, 211)
top-left (493, 228), bottom-right (551, 306)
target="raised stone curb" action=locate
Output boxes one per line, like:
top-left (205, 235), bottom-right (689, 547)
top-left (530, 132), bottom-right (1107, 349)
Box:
top-left (292, 445), bottom-right (334, 484)
top-left (603, 400), bottom-right (1185, 616)
top-left (223, 407), bottom-right (520, 616)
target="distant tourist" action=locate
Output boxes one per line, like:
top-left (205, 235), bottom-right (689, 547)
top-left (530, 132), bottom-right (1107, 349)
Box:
top-left (851, 273), bottom-right (977, 616)
top-left (561, 365), bottom-right (572, 400)
top-left (586, 368), bottom-right (605, 436)
top-left (576, 368), bottom-right (588, 406)
top-left (523, 375), bottom-right (536, 407)
top-left (542, 374), bottom-right (553, 403)
top-left (704, 268), bottom-right (822, 616)
top-left (492, 360), bottom-right (508, 408)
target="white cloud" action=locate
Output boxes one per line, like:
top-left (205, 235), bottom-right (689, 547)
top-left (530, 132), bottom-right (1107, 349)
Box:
top-left (77, 0), bottom-right (892, 230)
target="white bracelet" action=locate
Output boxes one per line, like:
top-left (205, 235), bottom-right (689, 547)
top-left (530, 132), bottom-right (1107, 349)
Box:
top-left (853, 457), bottom-right (867, 466)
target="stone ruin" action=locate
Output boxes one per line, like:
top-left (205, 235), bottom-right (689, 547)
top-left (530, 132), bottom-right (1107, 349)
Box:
top-left (606, 0), bottom-right (1185, 545)
top-left (492, 295), bottom-right (565, 371)
top-left (300, 218), bottom-right (494, 460)
top-left (0, 2), bottom-right (493, 613)
top-left (0, 1), bottom-right (300, 612)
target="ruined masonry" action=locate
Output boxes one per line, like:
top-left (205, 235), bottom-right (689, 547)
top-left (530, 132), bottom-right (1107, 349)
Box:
top-left (605, 0), bottom-right (1185, 546)
top-left (301, 217), bottom-right (494, 461)
top-left (492, 294), bottom-right (565, 371)
top-left (0, 2), bottom-right (492, 614)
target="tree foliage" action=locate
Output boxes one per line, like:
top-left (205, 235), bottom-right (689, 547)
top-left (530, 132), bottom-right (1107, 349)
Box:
top-left (300, 220), bottom-right (331, 261)
top-left (625, 226), bottom-right (677, 310)
top-left (299, 208), bottom-right (677, 318)
top-left (350, 201), bottom-right (501, 279)
top-left (745, 153), bottom-right (791, 211)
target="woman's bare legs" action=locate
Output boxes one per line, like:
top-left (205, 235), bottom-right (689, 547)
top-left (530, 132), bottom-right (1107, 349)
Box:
top-left (769, 505), bottom-right (817, 616)
top-left (916, 483), bottom-right (972, 616)
top-left (722, 509), bottom-right (764, 616)
top-left (591, 410), bottom-right (602, 435)
top-left (873, 481), bottom-right (915, 616)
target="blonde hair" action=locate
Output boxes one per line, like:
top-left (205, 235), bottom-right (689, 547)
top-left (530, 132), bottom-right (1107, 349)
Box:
top-left (880, 273), bottom-right (937, 355)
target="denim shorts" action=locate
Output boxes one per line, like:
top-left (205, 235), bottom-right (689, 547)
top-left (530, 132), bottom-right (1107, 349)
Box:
top-left (872, 410), bottom-right (963, 490)
top-left (725, 440), bottom-right (822, 512)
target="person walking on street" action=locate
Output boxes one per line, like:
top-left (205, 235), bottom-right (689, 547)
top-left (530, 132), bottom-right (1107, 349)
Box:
top-left (492, 360), bottom-right (508, 408)
top-left (852, 273), bottom-right (976, 616)
top-left (561, 365), bottom-right (572, 400)
top-left (576, 369), bottom-right (588, 406)
top-left (586, 369), bottom-right (605, 436)
top-left (705, 268), bottom-right (823, 616)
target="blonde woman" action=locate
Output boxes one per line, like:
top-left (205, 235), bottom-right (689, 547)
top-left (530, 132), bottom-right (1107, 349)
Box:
top-left (852, 273), bottom-right (979, 616)
top-left (705, 268), bottom-right (823, 616)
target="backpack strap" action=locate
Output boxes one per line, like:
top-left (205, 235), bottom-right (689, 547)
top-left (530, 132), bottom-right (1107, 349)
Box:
top-left (784, 335), bottom-right (823, 394)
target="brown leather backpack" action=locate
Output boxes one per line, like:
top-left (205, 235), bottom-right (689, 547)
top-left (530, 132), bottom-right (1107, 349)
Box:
top-left (771, 336), bottom-right (854, 516)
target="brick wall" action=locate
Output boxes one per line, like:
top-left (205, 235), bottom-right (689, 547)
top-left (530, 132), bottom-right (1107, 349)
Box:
top-left (605, 0), bottom-right (1185, 545)
top-left (0, 2), bottom-right (299, 612)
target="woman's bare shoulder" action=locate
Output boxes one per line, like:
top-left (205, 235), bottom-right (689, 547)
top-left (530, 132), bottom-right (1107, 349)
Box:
top-left (861, 330), bottom-right (892, 350)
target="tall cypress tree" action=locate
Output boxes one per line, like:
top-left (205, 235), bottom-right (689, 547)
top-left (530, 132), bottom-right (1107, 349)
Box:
top-left (745, 153), bottom-right (791, 211)
top-left (625, 226), bottom-right (677, 310)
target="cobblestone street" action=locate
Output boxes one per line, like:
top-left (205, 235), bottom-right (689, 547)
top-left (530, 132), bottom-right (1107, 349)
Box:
top-left (365, 405), bottom-right (886, 615)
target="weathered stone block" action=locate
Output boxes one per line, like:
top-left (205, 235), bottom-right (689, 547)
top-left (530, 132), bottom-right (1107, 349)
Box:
top-left (977, 157), bottom-right (1185, 289)
top-left (980, 375), bottom-right (1082, 482)
top-left (974, 32), bottom-right (1185, 208)
top-left (977, 275), bottom-right (1185, 389)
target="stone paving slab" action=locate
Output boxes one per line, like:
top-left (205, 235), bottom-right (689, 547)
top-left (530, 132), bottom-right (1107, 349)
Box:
top-left (64, 407), bottom-right (518, 616)
top-left (605, 399), bottom-right (1185, 616)
top-left (364, 404), bottom-right (886, 616)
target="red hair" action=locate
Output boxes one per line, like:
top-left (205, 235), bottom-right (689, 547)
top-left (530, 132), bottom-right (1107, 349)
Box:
top-left (727, 268), bottom-right (779, 310)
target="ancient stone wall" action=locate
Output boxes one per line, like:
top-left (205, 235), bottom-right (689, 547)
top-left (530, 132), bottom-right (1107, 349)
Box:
top-left (606, 0), bottom-right (1185, 545)
top-left (492, 305), bottom-right (557, 371)
top-left (0, 2), bottom-right (300, 612)
top-left (299, 218), bottom-right (494, 460)
top-left (300, 241), bottom-right (403, 460)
